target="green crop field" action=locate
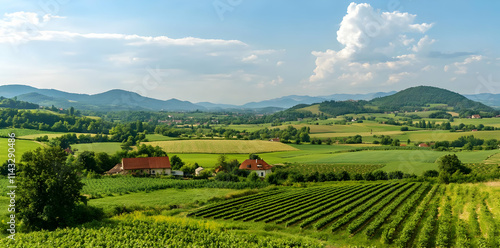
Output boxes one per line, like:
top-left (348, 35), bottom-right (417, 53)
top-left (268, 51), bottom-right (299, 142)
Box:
top-left (88, 187), bottom-right (245, 212)
top-left (262, 148), bottom-right (498, 175)
top-left (142, 140), bottom-right (299, 154)
top-left (394, 130), bottom-right (500, 142)
top-left (145, 134), bottom-right (178, 141)
top-left (282, 163), bottom-right (385, 175)
top-left (188, 182), bottom-right (500, 247)
top-left (0, 128), bottom-right (59, 138)
top-left (0, 138), bottom-right (42, 163)
top-left (71, 142), bottom-right (122, 155)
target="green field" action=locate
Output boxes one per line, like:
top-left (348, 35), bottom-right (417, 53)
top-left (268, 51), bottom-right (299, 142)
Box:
top-left (394, 130), bottom-right (500, 142)
top-left (88, 187), bottom-right (245, 212)
top-left (143, 140), bottom-right (299, 154)
top-left (0, 128), bottom-right (58, 138)
top-left (145, 134), bottom-right (178, 141)
top-left (72, 142), bottom-right (122, 155)
top-left (282, 163), bottom-right (385, 175)
top-left (0, 138), bottom-right (42, 163)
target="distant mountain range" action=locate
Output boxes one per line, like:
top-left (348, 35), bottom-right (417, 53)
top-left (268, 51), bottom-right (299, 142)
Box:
top-left (0, 84), bottom-right (498, 112)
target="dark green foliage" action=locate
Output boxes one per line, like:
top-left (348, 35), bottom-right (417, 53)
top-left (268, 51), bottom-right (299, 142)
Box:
top-left (319, 100), bottom-right (375, 116)
top-left (0, 97), bottom-right (39, 109)
top-left (423, 170), bottom-right (439, 177)
top-left (437, 154), bottom-right (471, 175)
top-left (170, 155), bottom-right (185, 170)
top-left (17, 146), bottom-right (86, 231)
top-left (428, 111), bottom-right (452, 119)
top-left (388, 171), bottom-right (404, 179)
top-left (247, 171), bottom-right (260, 182)
top-left (214, 172), bottom-right (240, 182)
top-left (372, 170), bottom-right (388, 180)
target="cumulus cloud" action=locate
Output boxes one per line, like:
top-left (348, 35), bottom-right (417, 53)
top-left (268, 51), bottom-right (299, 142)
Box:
top-left (386, 72), bottom-right (411, 85)
top-left (444, 55), bottom-right (483, 74)
top-left (309, 2), bottom-right (433, 84)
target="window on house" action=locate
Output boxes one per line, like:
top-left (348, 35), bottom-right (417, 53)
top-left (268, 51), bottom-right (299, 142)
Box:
top-left (152, 170), bottom-right (155, 174)
top-left (261, 172), bottom-right (264, 177)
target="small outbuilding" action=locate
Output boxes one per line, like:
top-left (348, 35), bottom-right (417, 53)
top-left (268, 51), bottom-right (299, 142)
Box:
top-left (195, 167), bottom-right (204, 176)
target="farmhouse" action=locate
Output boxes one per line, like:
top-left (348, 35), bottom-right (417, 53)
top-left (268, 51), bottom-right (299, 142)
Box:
top-left (269, 138), bottom-right (280, 142)
top-left (106, 156), bottom-right (172, 175)
top-left (471, 114), bottom-right (481, 119)
top-left (418, 143), bottom-right (430, 147)
top-left (239, 159), bottom-right (273, 177)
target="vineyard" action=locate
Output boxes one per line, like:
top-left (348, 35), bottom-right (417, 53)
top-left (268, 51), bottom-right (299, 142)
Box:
top-left (190, 182), bottom-right (500, 247)
top-left (0, 212), bottom-right (323, 247)
top-left (281, 163), bottom-right (385, 176)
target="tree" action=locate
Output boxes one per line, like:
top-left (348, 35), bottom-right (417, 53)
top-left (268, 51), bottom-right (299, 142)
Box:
top-left (76, 151), bottom-right (100, 174)
top-left (423, 170), bottom-right (439, 177)
top-left (247, 171), bottom-right (260, 182)
top-left (249, 154), bottom-right (261, 160)
top-left (437, 154), bottom-right (471, 175)
top-left (170, 155), bottom-right (185, 170)
top-left (17, 147), bottom-right (86, 231)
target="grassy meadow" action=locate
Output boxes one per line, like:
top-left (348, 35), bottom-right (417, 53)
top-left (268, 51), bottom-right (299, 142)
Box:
top-left (0, 137), bottom-right (42, 163)
top-left (72, 142), bottom-right (122, 155)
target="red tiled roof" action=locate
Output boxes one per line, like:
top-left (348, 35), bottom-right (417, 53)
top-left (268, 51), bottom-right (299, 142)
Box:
top-left (239, 159), bottom-right (272, 170)
top-left (122, 156), bottom-right (171, 170)
top-left (418, 143), bottom-right (429, 147)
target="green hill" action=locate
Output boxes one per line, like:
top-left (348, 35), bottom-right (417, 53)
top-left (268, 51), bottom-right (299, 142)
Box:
top-left (370, 86), bottom-right (494, 112)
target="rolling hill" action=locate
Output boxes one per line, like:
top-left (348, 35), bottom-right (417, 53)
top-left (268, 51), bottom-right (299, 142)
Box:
top-left (370, 86), bottom-right (494, 112)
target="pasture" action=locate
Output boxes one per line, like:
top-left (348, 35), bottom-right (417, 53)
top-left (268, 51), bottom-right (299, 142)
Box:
top-left (0, 137), bottom-right (42, 163)
top-left (0, 128), bottom-right (58, 138)
top-left (142, 140), bottom-right (299, 154)
top-left (72, 142), bottom-right (122, 155)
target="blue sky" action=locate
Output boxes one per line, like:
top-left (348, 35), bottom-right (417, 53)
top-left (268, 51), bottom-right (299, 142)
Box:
top-left (1, 0), bottom-right (499, 104)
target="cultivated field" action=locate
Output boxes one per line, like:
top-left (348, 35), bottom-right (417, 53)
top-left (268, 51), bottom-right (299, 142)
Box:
top-left (191, 181), bottom-right (500, 247)
top-left (142, 140), bottom-right (299, 154)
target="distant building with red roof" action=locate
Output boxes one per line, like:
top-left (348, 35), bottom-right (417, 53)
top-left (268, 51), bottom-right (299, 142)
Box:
top-left (239, 159), bottom-right (273, 177)
top-left (418, 143), bottom-right (430, 147)
top-left (106, 156), bottom-right (171, 175)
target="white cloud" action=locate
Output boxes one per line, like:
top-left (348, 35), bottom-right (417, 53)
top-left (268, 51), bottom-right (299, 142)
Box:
top-left (386, 72), bottom-right (410, 85)
top-left (276, 61), bottom-right (284, 66)
top-left (338, 72), bottom-right (373, 85)
top-left (411, 35), bottom-right (435, 52)
top-left (270, 76), bottom-right (284, 86)
top-left (242, 54), bottom-right (258, 62)
top-left (309, 2), bottom-right (433, 83)
top-left (421, 65), bottom-right (434, 71)
top-left (0, 12), bottom-right (247, 47)
top-left (445, 55), bottom-right (483, 74)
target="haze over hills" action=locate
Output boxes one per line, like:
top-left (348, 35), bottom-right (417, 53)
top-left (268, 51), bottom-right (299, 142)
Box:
top-left (0, 84), bottom-right (498, 112)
